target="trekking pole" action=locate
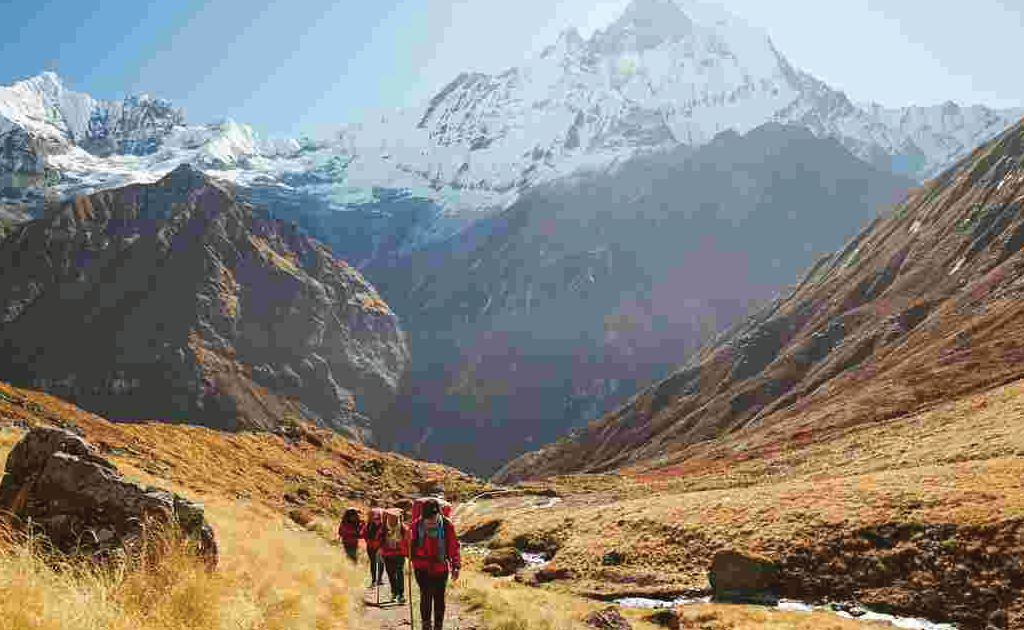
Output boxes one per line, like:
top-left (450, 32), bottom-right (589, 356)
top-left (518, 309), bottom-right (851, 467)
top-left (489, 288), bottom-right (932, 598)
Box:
top-left (407, 547), bottom-right (415, 630)
top-left (376, 548), bottom-right (382, 605)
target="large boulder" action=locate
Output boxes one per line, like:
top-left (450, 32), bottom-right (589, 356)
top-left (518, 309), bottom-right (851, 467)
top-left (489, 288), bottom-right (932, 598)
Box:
top-left (460, 519), bottom-right (502, 544)
top-left (709, 550), bottom-right (780, 604)
top-left (482, 548), bottom-right (526, 576)
top-left (0, 427), bottom-right (217, 569)
top-left (517, 565), bottom-right (577, 585)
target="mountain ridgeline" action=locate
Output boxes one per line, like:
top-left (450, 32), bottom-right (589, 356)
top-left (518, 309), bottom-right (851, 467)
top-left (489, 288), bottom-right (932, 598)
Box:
top-left (0, 165), bottom-right (408, 438)
top-left (3, 0), bottom-right (1022, 272)
top-left (497, 117), bottom-right (1024, 483)
top-left (0, 1), bottom-right (1021, 477)
top-left (373, 124), bottom-right (914, 473)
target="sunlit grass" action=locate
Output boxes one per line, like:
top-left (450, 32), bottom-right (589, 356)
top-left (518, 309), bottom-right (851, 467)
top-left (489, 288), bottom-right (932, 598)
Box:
top-left (0, 497), bottom-right (363, 630)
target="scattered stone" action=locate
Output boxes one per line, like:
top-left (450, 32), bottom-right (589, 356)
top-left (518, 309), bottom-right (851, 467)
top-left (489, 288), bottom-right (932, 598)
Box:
top-left (831, 602), bottom-right (866, 617)
top-left (709, 550), bottom-right (780, 605)
top-left (288, 509), bottom-right (315, 528)
top-left (482, 548), bottom-right (526, 576)
top-left (0, 427), bottom-right (217, 569)
top-left (283, 492), bottom-right (303, 505)
top-left (482, 564), bottom-right (504, 576)
top-left (460, 519), bottom-right (502, 544)
top-left (583, 606), bottom-right (632, 630)
top-left (534, 567), bottom-right (576, 583)
top-left (642, 609), bottom-right (680, 630)
top-left (514, 566), bottom-right (576, 586)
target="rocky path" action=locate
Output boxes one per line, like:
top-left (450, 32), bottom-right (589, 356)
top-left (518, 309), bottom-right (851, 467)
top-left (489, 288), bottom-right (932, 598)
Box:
top-left (357, 576), bottom-right (480, 630)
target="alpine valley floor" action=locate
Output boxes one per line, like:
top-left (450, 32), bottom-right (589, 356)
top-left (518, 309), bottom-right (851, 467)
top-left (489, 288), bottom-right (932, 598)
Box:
top-left (0, 380), bottom-right (898, 630)
top-left (456, 376), bottom-right (1024, 629)
top-left (5, 377), bottom-right (1019, 629)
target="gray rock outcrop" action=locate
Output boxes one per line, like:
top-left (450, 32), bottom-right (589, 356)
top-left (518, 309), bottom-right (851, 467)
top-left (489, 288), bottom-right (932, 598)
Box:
top-left (0, 426), bottom-right (217, 568)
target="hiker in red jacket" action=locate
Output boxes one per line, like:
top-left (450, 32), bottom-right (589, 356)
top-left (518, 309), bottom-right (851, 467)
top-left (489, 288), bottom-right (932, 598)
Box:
top-left (380, 508), bottom-right (409, 603)
top-left (362, 507), bottom-right (384, 586)
top-left (338, 507), bottom-right (362, 562)
top-left (409, 498), bottom-right (461, 630)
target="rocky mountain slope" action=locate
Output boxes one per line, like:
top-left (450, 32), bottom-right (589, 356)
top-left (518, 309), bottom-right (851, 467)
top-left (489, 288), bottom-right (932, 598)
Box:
top-left (1, 1), bottom-right (1020, 269)
top-left (374, 123), bottom-right (913, 472)
top-left (0, 164), bottom-right (408, 437)
top-left (497, 115), bottom-right (1024, 482)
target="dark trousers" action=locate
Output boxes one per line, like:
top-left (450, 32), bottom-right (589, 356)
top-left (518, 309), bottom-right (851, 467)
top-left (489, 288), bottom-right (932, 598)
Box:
top-left (414, 569), bottom-right (448, 630)
top-left (343, 541), bottom-right (359, 562)
top-left (367, 547), bottom-right (382, 583)
top-left (383, 555), bottom-right (405, 598)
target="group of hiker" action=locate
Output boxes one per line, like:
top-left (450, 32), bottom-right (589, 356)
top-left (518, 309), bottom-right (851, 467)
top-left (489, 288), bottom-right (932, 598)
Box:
top-left (339, 497), bottom-right (461, 630)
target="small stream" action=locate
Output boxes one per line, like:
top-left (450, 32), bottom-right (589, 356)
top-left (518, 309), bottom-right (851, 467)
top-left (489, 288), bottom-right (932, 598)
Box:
top-left (520, 552), bottom-right (550, 568)
top-left (615, 596), bottom-right (957, 629)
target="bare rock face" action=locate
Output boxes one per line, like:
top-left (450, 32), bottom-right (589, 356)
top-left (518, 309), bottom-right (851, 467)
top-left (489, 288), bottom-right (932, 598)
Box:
top-left (0, 164), bottom-right (409, 437)
top-left (0, 426), bottom-right (217, 568)
top-left (1, 127), bottom-right (64, 177)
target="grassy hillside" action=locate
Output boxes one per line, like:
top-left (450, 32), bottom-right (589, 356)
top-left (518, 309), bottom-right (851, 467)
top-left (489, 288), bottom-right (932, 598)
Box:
top-left (0, 382), bottom-right (921, 630)
top-left (464, 377), bottom-right (1024, 628)
top-left (0, 381), bottom-right (490, 513)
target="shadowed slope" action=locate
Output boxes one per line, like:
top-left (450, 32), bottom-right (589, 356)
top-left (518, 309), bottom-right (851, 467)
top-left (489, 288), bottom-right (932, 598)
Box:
top-left (0, 165), bottom-right (408, 437)
top-left (377, 124), bottom-right (912, 473)
top-left (498, 115), bottom-right (1024, 482)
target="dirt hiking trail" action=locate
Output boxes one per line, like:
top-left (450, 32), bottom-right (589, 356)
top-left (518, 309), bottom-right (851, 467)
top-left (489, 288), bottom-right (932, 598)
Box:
top-left (357, 575), bottom-right (480, 630)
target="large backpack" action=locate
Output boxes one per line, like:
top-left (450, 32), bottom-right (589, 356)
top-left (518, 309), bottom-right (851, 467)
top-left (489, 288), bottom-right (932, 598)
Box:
top-left (411, 515), bottom-right (455, 558)
top-left (411, 497), bottom-right (452, 521)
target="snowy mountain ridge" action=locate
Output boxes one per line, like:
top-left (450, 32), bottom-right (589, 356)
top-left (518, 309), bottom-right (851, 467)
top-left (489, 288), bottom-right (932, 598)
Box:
top-left (2, 0), bottom-right (1021, 264)
top-left (0, 71), bottom-right (297, 177)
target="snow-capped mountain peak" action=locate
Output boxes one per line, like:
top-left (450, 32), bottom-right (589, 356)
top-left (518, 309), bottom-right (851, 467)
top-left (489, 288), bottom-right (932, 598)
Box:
top-left (595, 0), bottom-right (695, 52)
top-left (0, 71), bottom-right (98, 145)
top-left (2, 0), bottom-right (1022, 266)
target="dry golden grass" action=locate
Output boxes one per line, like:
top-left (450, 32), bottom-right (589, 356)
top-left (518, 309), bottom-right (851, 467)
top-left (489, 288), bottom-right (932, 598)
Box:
top-left (0, 385), bottom-right (465, 630)
top-left (668, 605), bottom-right (915, 629)
top-left (455, 377), bottom-right (1024, 627)
top-left (0, 380), bottom-right (490, 517)
top-left (456, 572), bottom-right (889, 630)
top-left (0, 492), bottom-right (364, 630)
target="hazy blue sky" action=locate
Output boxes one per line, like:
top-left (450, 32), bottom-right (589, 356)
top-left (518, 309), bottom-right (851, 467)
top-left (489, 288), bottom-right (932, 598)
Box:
top-left (2, 0), bottom-right (1021, 138)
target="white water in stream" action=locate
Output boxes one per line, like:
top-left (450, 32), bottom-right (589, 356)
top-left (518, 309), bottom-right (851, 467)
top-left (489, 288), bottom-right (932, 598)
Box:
top-left (615, 597), bottom-right (958, 629)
